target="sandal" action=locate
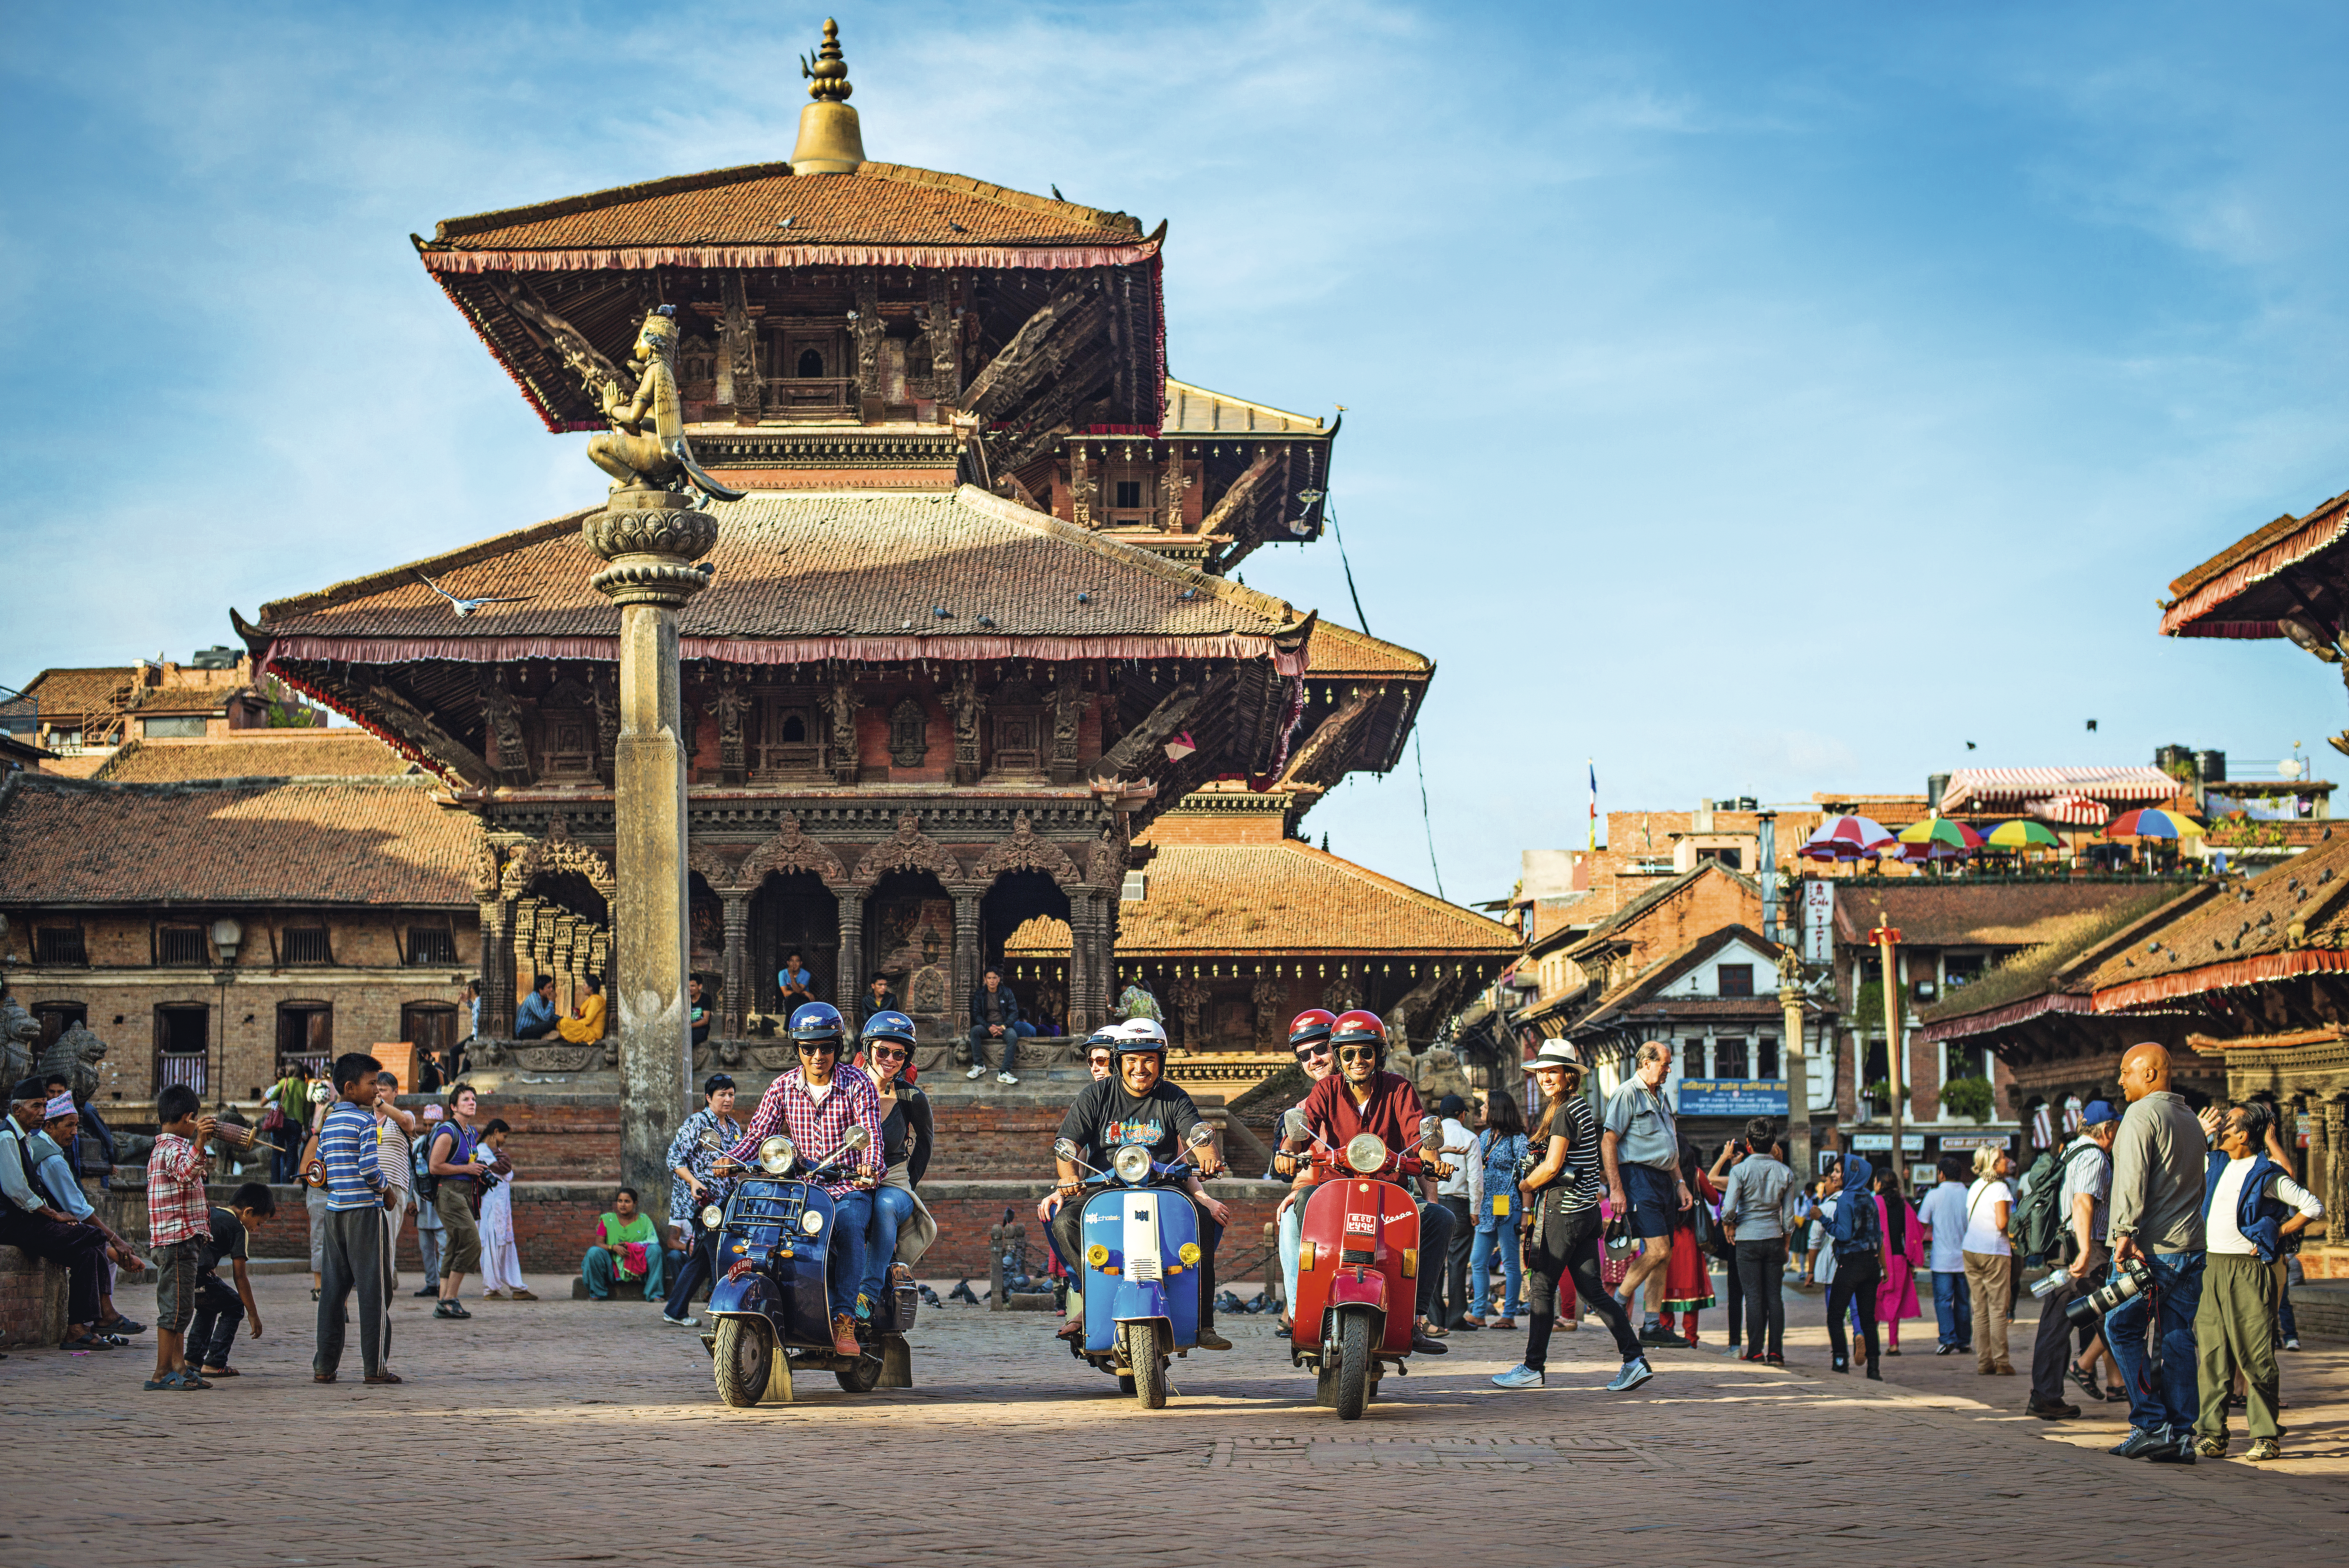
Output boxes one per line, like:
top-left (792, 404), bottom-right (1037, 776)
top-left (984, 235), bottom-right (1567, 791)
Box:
top-left (144, 1371), bottom-right (194, 1391)
top-left (97, 1315), bottom-right (146, 1336)
top-left (61, 1330), bottom-right (125, 1351)
top-left (200, 1365), bottom-right (240, 1377)
top-left (2069, 1364), bottom-right (2106, 1401)
top-left (1493, 1317), bottom-right (1517, 1330)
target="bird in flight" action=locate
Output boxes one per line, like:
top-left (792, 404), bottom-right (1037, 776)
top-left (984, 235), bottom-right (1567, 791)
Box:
top-left (416, 572), bottom-right (535, 617)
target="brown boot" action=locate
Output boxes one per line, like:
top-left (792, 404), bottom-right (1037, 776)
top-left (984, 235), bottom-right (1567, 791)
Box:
top-left (831, 1313), bottom-right (860, 1357)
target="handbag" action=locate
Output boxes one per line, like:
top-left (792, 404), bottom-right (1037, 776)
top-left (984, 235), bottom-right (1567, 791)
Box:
top-left (259, 1104), bottom-right (287, 1133)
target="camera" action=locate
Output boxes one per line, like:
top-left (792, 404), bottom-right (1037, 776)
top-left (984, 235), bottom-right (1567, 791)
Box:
top-left (2064, 1257), bottom-right (2150, 1328)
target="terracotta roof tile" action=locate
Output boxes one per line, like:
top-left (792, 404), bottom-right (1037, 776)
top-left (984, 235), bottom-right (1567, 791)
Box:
top-left (90, 731), bottom-right (412, 784)
top-left (256, 486), bottom-right (1300, 662)
top-left (1307, 621), bottom-right (1431, 676)
top-left (431, 161), bottom-right (1142, 256)
top-left (1831, 881), bottom-right (2162, 950)
top-left (1006, 839), bottom-right (1517, 958)
top-left (0, 775), bottom-right (477, 908)
top-left (2081, 838), bottom-right (2349, 998)
top-left (15, 667), bottom-right (135, 721)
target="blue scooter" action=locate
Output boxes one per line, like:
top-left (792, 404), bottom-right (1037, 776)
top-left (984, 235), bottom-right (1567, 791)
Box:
top-left (701, 1125), bottom-right (917, 1406)
top-left (1056, 1124), bottom-right (1216, 1409)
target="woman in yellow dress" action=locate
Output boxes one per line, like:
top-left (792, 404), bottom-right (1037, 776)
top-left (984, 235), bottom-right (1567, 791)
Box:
top-left (557, 979), bottom-right (607, 1044)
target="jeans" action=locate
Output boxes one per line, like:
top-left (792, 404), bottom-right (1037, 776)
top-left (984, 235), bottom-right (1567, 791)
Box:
top-left (664, 1230), bottom-right (718, 1319)
top-left (0, 1208), bottom-right (105, 1327)
top-left (581, 1243), bottom-right (668, 1300)
top-left (1825, 1249), bottom-right (1881, 1368)
top-left (967, 1024), bottom-right (1025, 1073)
top-left (188, 1272), bottom-right (243, 1369)
top-left (861, 1184), bottom-right (916, 1307)
top-left (2106, 1249), bottom-right (2205, 1441)
top-left (416, 1220), bottom-right (443, 1289)
top-left (827, 1190), bottom-right (873, 1320)
top-left (1440, 1196), bottom-right (1474, 1322)
top-left (1470, 1214), bottom-right (1523, 1317)
top-left (316, 1205), bottom-right (387, 1379)
top-left (1931, 1269), bottom-right (1972, 1349)
top-left (1523, 1199), bottom-right (1639, 1368)
top-left (1734, 1238), bottom-right (1787, 1356)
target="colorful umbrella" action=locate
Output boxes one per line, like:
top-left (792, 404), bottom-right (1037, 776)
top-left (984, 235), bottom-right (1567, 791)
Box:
top-left (2106, 807), bottom-right (2206, 839)
top-left (1800, 815), bottom-right (1896, 861)
top-left (1889, 839), bottom-right (1967, 863)
top-left (1980, 819), bottom-right (2062, 850)
top-left (1896, 817), bottom-right (1984, 850)
top-left (2027, 794), bottom-right (2110, 827)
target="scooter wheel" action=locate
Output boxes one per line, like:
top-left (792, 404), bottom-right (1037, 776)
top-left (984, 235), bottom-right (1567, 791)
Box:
top-left (835, 1354), bottom-right (882, 1393)
top-left (1117, 1373), bottom-right (1137, 1397)
top-left (713, 1317), bottom-right (772, 1409)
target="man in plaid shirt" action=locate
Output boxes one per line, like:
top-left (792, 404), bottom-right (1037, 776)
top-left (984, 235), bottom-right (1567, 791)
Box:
top-left (721, 1004), bottom-right (881, 1356)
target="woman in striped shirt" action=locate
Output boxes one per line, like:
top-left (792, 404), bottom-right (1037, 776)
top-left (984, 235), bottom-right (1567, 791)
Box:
top-left (1493, 1044), bottom-right (1650, 1392)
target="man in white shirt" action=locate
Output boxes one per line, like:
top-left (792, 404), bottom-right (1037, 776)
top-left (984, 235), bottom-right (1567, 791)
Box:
top-left (1432, 1095), bottom-right (1479, 1330)
top-left (1915, 1155), bottom-right (1972, 1356)
top-left (2194, 1102), bottom-right (2322, 1461)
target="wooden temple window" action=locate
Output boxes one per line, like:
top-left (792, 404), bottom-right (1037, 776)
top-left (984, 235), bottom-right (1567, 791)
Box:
top-left (987, 680), bottom-right (1044, 779)
top-left (539, 682), bottom-right (598, 779)
top-left (1681, 1039), bottom-right (1706, 1079)
top-left (1103, 459), bottom-right (1157, 528)
top-left (34, 926), bottom-right (86, 966)
top-left (1716, 964), bottom-right (1754, 997)
top-left (1757, 1036), bottom-right (1780, 1080)
top-left (32, 1002), bottom-right (85, 1053)
top-left (407, 926), bottom-right (459, 966)
top-left (773, 325), bottom-right (852, 418)
top-left (281, 926), bottom-right (333, 966)
top-left (755, 696), bottom-right (823, 780)
top-left (156, 924), bottom-right (208, 967)
top-left (155, 1005), bottom-right (209, 1094)
top-left (276, 1002), bottom-right (332, 1076)
top-left (1716, 1036), bottom-right (1749, 1078)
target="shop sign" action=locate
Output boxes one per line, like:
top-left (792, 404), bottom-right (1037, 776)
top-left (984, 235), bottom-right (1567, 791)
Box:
top-left (1849, 1133), bottom-right (1924, 1153)
top-left (1801, 880), bottom-right (1835, 965)
top-left (1677, 1079), bottom-right (1789, 1116)
top-left (1937, 1133), bottom-right (2011, 1151)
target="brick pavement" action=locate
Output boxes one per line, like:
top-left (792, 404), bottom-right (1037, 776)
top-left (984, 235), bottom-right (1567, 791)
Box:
top-left (3, 1270), bottom-right (2344, 1568)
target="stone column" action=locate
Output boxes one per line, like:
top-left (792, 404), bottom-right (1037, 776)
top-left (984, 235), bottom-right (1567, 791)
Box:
top-left (1065, 895), bottom-right (1090, 1036)
top-left (951, 891), bottom-right (981, 1019)
top-left (1778, 982), bottom-right (1810, 1181)
top-left (477, 897), bottom-right (515, 1038)
top-left (585, 489), bottom-right (717, 1201)
top-left (836, 889), bottom-right (866, 1015)
top-left (719, 892), bottom-right (750, 1039)
top-left (2324, 1099), bottom-right (2348, 1245)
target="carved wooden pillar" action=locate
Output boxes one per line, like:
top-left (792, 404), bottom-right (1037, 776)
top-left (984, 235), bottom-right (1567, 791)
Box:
top-left (836, 888), bottom-right (866, 1017)
top-left (477, 897), bottom-right (515, 1038)
top-left (1094, 894), bottom-right (1120, 1031)
top-left (552, 914), bottom-right (580, 1009)
top-left (1070, 443), bottom-right (1094, 529)
top-left (2325, 1099), bottom-right (2348, 1244)
top-left (720, 892), bottom-right (750, 1038)
top-left (853, 270), bottom-right (884, 422)
top-left (1065, 895), bottom-right (1091, 1037)
top-left (925, 273), bottom-right (960, 402)
top-left (951, 891), bottom-right (981, 1021)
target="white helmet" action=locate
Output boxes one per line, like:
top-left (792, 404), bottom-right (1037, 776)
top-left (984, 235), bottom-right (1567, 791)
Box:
top-left (1114, 1017), bottom-right (1168, 1053)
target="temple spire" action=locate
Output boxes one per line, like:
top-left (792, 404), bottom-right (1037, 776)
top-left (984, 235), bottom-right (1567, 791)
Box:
top-left (792, 18), bottom-right (866, 175)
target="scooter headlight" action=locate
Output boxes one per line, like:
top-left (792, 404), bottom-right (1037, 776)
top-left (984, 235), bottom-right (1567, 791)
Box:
top-left (1345, 1133), bottom-right (1388, 1175)
top-left (800, 1209), bottom-right (824, 1237)
top-left (1113, 1145), bottom-right (1153, 1184)
top-left (700, 1203), bottom-right (725, 1231)
top-left (756, 1135), bottom-right (797, 1175)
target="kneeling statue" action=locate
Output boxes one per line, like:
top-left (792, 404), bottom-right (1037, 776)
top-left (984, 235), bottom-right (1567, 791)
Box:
top-left (588, 307), bottom-right (744, 503)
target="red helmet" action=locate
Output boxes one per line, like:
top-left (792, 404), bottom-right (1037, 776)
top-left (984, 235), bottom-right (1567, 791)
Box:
top-left (1287, 1008), bottom-right (1338, 1052)
top-left (1330, 1009), bottom-right (1387, 1061)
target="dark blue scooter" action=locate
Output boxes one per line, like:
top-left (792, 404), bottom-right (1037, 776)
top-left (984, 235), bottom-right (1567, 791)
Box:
top-left (701, 1125), bottom-right (917, 1406)
top-left (1056, 1124), bottom-right (1216, 1408)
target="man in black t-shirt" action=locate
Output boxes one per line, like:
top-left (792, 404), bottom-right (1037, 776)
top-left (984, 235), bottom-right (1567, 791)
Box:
top-left (1045, 1022), bottom-right (1230, 1349)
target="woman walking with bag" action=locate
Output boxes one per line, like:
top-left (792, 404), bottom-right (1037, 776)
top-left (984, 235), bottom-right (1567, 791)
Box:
top-left (1493, 1044), bottom-right (1650, 1393)
top-left (1465, 1090), bottom-right (1529, 1328)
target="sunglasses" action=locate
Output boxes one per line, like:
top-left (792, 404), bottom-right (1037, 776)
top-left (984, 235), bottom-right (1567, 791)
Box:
top-left (795, 1041), bottom-right (839, 1055)
top-left (867, 1044), bottom-right (908, 1061)
top-left (1337, 1045), bottom-right (1379, 1064)
top-left (1294, 1042), bottom-right (1333, 1061)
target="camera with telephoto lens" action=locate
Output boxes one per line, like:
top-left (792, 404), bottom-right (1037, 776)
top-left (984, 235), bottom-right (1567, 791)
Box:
top-left (2064, 1257), bottom-right (2150, 1328)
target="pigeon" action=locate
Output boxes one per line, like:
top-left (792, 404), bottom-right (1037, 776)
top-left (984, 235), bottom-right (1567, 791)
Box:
top-left (776, 216), bottom-right (795, 229)
top-left (1178, 588), bottom-right (1197, 601)
top-left (933, 605), bottom-right (953, 618)
top-left (415, 571), bottom-right (534, 617)
top-left (946, 1278), bottom-right (980, 1305)
top-left (1076, 591), bottom-right (1091, 604)
top-left (948, 219), bottom-right (969, 233)
top-left (1051, 183), bottom-right (1065, 200)
top-left (975, 614), bottom-right (997, 628)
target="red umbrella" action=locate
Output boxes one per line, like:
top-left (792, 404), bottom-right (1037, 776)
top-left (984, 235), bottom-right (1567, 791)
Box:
top-left (1800, 815), bottom-right (1896, 861)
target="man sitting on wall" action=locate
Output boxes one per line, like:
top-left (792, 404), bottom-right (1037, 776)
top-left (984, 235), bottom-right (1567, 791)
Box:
top-left (515, 975), bottom-right (560, 1041)
top-left (965, 967), bottom-right (1030, 1087)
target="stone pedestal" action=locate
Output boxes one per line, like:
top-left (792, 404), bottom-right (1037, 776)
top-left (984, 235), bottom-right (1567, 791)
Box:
top-left (585, 488), bottom-right (717, 1200)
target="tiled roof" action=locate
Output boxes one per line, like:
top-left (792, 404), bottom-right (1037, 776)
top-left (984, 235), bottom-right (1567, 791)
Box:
top-left (125, 685), bottom-right (242, 716)
top-left (425, 161), bottom-right (1147, 264)
top-left (16, 668), bottom-right (134, 721)
top-left (91, 731), bottom-right (412, 784)
top-left (0, 775), bottom-right (479, 908)
top-left (1916, 885), bottom-right (2206, 1040)
top-left (1573, 926), bottom-right (1786, 1029)
top-left (2161, 485), bottom-right (2349, 639)
top-left (1008, 839), bottom-right (1516, 958)
top-left (255, 486), bottom-right (1303, 665)
top-left (2082, 838), bottom-right (2349, 1005)
top-left (1161, 380), bottom-right (1327, 435)
top-left (1306, 621), bottom-right (1431, 676)
top-left (1831, 881), bottom-right (2159, 949)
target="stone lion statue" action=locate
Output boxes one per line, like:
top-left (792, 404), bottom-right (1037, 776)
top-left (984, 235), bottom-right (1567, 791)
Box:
top-left (0, 995), bottom-right (37, 1087)
top-left (40, 1022), bottom-right (107, 1104)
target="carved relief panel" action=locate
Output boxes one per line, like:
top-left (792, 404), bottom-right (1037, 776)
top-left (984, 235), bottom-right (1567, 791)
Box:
top-left (537, 678), bottom-right (599, 780)
top-left (887, 697), bottom-right (929, 768)
top-left (988, 679), bottom-right (1044, 780)
top-left (753, 694), bottom-right (823, 781)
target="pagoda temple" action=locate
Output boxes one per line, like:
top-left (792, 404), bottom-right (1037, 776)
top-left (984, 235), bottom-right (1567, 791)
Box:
top-left (234, 22), bottom-right (1388, 1075)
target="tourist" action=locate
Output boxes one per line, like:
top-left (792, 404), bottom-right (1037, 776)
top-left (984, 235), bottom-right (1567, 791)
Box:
top-left (188, 1182), bottom-right (273, 1379)
top-left (2105, 1041), bottom-right (2208, 1462)
top-left (1819, 1152), bottom-right (1883, 1377)
top-left (858, 972), bottom-right (900, 1028)
top-left (464, 979), bottom-right (483, 1041)
top-left (556, 976), bottom-right (606, 1045)
top-left (1960, 1146), bottom-right (2018, 1377)
top-left (964, 967), bottom-right (1025, 1085)
top-left (2028, 1101), bottom-right (2118, 1419)
top-left (293, 1081), bottom-right (333, 1300)
top-left (662, 1073), bottom-right (745, 1327)
top-left (1797, 1180), bottom-right (1824, 1286)
top-left (779, 950), bottom-right (818, 1011)
top-left (1599, 1040), bottom-right (1690, 1346)
top-left (476, 1119), bottom-right (529, 1300)
top-left (1271, 1009), bottom-right (1340, 1333)
top-left (579, 1186), bottom-right (666, 1301)
top-left (2194, 1101), bottom-right (2321, 1460)
top-left (264, 1066), bottom-right (305, 1183)
top-left (3, 1079), bottom-right (117, 1351)
top-left (1431, 1093), bottom-right (1478, 1330)
top-left (1494, 1044), bottom-right (1646, 1391)
top-left (144, 1084), bottom-right (217, 1389)
top-left (856, 1010), bottom-right (936, 1324)
top-left (1115, 976), bottom-right (1162, 1023)
top-left (1464, 1087), bottom-right (1529, 1330)
top-left (411, 1103), bottom-right (446, 1297)
top-left (688, 976), bottom-right (711, 1049)
top-left (1874, 1166), bottom-right (1924, 1355)
top-left (28, 1095), bottom-right (148, 1339)
top-left (1036, 1029), bottom-right (1122, 1234)
top-left (515, 974), bottom-right (560, 1041)
top-left (1916, 1155), bottom-right (1973, 1355)
top-left (1716, 1116), bottom-right (1798, 1364)
top-left (720, 1003), bottom-right (885, 1356)
top-left (313, 1052), bottom-right (394, 1385)
top-left (428, 1084), bottom-right (491, 1320)
top-left (1653, 1142), bottom-right (1718, 1346)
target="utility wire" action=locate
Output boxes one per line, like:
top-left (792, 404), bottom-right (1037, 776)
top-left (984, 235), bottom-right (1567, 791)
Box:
top-left (1323, 496), bottom-right (1445, 900)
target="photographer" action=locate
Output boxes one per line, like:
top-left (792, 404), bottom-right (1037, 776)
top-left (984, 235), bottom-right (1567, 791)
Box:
top-left (2103, 1042), bottom-right (2207, 1463)
top-left (2026, 1099), bottom-right (2118, 1419)
top-left (2191, 1101), bottom-right (2322, 1461)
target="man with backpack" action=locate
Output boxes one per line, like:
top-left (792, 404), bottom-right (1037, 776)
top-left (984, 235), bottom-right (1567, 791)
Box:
top-left (2027, 1100), bottom-right (2119, 1419)
top-left (1819, 1152), bottom-right (1883, 1378)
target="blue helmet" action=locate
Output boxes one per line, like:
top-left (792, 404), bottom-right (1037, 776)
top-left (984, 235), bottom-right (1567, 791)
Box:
top-left (789, 1002), bottom-right (846, 1047)
top-left (861, 1009), bottom-right (917, 1046)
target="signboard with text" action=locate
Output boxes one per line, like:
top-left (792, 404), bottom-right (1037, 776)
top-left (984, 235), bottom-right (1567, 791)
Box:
top-left (1676, 1079), bottom-right (1790, 1117)
top-left (1801, 880), bottom-right (1835, 965)
top-left (1850, 1133), bottom-right (1924, 1153)
top-left (1936, 1133), bottom-right (2012, 1152)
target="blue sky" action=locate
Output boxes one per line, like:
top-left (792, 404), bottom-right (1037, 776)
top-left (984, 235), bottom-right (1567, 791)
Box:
top-left (7, 1), bottom-right (2347, 902)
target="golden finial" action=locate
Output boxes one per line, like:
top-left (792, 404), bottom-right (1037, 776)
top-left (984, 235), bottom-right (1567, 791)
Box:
top-left (792, 18), bottom-right (866, 173)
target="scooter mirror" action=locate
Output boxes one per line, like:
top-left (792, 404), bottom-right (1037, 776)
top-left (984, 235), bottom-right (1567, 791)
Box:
top-left (1052, 1137), bottom-right (1079, 1162)
top-left (1185, 1123), bottom-right (1216, 1149)
top-left (1281, 1108), bottom-right (1311, 1140)
top-left (843, 1125), bottom-right (872, 1151)
top-left (1417, 1114), bottom-right (1443, 1144)
top-left (700, 1130), bottom-right (724, 1151)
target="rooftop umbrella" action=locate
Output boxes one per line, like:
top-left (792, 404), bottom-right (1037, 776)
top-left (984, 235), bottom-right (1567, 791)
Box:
top-left (1980, 819), bottom-right (2062, 850)
top-left (1800, 815), bottom-right (1896, 861)
top-left (2106, 807), bottom-right (2206, 839)
top-left (1896, 817), bottom-right (1984, 850)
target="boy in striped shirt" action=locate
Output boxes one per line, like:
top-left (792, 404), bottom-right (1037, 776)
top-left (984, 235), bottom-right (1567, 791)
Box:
top-left (313, 1052), bottom-right (395, 1385)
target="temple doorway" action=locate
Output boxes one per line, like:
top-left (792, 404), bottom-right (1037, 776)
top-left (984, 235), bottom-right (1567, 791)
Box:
top-left (982, 870), bottom-right (1072, 1034)
top-left (749, 870), bottom-right (838, 1021)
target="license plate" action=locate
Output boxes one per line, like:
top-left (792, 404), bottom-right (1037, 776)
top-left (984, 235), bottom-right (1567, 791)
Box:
top-left (1344, 1211), bottom-right (1377, 1235)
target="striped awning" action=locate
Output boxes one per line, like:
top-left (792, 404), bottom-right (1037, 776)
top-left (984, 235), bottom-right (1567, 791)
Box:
top-left (1941, 767), bottom-right (2181, 814)
top-left (2027, 794), bottom-right (2112, 826)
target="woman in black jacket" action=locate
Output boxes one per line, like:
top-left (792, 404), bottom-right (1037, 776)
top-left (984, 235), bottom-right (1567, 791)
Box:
top-left (855, 1010), bottom-right (934, 1320)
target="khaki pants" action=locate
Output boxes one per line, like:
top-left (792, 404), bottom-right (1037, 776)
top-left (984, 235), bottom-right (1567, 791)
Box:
top-left (2197, 1253), bottom-right (2280, 1441)
top-left (1962, 1249), bottom-right (2014, 1372)
top-left (435, 1183), bottom-right (483, 1276)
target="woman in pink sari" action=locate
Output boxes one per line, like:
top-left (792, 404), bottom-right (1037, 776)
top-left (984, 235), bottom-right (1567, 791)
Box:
top-left (1874, 1166), bottom-right (1925, 1354)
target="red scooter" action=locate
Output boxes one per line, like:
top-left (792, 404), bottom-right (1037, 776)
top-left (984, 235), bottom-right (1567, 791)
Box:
top-left (1282, 1108), bottom-right (1445, 1420)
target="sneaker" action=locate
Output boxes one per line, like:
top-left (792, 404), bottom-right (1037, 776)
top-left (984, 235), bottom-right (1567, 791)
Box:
top-left (1491, 1363), bottom-right (1545, 1390)
top-left (1935, 1345), bottom-right (1959, 1357)
top-left (2145, 1438), bottom-right (2197, 1466)
top-left (1639, 1326), bottom-right (1682, 1348)
top-left (2028, 1400), bottom-right (2082, 1420)
top-left (511, 1290), bottom-right (539, 1301)
top-left (2248, 1438), bottom-right (2281, 1461)
top-left (1764, 1351), bottom-right (1784, 1366)
top-left (1195, 1328), bottom-right (1232, 1351)
top-left (2282, 1336), bottom-right (2301, 1351)
top-left (996, 1071), bottom-right (1019, 1086)
top-left (662, 1313), bottom-right (700, 1328)
top-left (2110, 1428), bottom-right (2165, 1458)
top-left (413, 1285), bottom-right (441, 1297)
top-left (1605, 1356), bottom-right (1654, 1393)
top-left (965, 1066), bottom-right (985, 1080)
top-left (2194, 1435), bottom-right (2227, 1457)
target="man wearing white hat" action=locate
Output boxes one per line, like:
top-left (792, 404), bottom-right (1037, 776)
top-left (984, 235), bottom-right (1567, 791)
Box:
top-left (1, 1079), bottom-right (117, 1349)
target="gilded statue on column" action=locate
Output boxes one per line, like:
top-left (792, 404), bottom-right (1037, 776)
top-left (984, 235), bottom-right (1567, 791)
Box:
top-left (587, 307), bottom-right (745, 503)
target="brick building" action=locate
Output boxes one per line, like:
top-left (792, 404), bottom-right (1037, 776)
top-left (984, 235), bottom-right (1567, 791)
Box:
top-left (3, 649), bottom-right (328, 778)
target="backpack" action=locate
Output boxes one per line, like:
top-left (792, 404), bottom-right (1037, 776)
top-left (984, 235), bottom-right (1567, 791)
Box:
top-left (2016, 1143), bottom-right (2100, 1266)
